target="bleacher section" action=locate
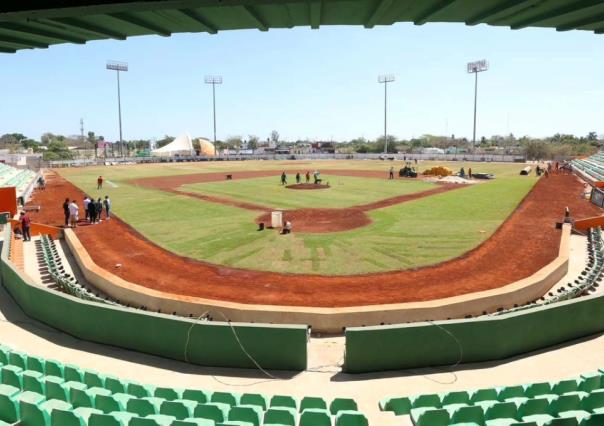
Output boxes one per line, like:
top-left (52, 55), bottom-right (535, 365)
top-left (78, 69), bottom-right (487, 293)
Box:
top-left (380, 370), bottom-right (604, 425)
top-left (0, 344), bottom-right (366, 426)
top-left (572, 153), bottom-right (604, 183)
top-left (37, 235), bottom-right (115, 306)
top-left (493, 227), bottom-right (603, 317)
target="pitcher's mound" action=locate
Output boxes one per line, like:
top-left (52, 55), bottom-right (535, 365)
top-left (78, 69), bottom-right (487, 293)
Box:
top-left (286, 183), bottom-right (330, 190)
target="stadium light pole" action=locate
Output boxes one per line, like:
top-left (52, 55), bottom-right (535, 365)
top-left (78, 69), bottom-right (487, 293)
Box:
top-left (204, 75), bottom-right (223, 157)
top-left (106, 61), bottom-right (128, 157)
top-left (378, 74), bottom-right (395, 154)
top-left (467, 59), bottom-right (489, 152)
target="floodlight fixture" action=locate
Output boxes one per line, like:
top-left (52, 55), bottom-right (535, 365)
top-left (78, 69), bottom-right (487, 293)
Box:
top-left (467, 59), bottom-right (489, 151)
top-left (106, 60), bottom-right (128, 157)
top-left (378, 74), bottom-right (395, 153)
top-left (205, 75), bottom-right (223, 156)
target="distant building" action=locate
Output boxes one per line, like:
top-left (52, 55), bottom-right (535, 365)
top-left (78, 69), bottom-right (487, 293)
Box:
top-left (422, 147), bottom-right (445, 155)
top-left (311, 142), bottom-right (335, 154)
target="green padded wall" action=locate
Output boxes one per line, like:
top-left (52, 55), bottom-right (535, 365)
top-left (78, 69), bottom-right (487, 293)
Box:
top-left (0, 230), bottom-right (308, 371)
top-left (345, 295), bottom-right (604, 373)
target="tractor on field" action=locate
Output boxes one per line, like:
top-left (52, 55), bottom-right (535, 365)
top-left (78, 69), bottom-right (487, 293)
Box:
top-left (399, 163), bottom-right (418, 178)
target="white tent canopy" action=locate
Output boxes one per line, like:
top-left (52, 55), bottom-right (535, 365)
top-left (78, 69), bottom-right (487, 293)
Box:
top-left (151, 133), bottom-right (194, 156)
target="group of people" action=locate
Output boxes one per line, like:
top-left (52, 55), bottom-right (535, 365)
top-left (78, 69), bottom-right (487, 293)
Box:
top-left (63, 195), bottom-right (111, 228)
top-left (280, 170), bottom-right (322, 185)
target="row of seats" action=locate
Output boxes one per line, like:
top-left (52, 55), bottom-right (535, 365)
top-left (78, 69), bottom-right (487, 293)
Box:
top-left (571, 157), bottom-right (604, 182)
top-left (0, 344), bottom-right (367, 426)
top-left (38, 234), bottom-right (114, 305)
top-left (380, 370), bottom-right (604, 425)
top-left (4, 169), bottom-right (36, 191)
top-left (493, 227), bottom-right (603, 317)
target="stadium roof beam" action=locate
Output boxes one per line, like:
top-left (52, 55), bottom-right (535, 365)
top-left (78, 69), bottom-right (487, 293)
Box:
top-left (0, 35), bottom-right (48, 49)
top-left (511, 0), bottom-right (604, 30)
top-left (557, 12), bottom-right (604, 32)
top-left (309, 2), bottom-right (322, 29)
top-left (0, 22), bottom-right (86, 44)
top-left (47, 17), bottom-right (127, 40)
top-left (108, 12), bottom-right (172, 37)
top-left (242, 5), bottom-right (268, 31)
top-left (176, 9), bottom-right (217, 34)
top-left (365, 0), bottom-right (395, 28)
top-left (414, 0), bottom-right (458, 26)
top-left (465, 0), bottom-right (534, 26)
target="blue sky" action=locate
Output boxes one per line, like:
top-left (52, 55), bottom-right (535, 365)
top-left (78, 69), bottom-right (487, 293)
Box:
top-left (0, 22), bottom-right (602, 142)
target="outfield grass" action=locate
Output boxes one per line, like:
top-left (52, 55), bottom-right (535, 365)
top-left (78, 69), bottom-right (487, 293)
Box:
top-left (182, 174), bottom-right (435, 210)
top-left (60, 160), bottom-right (537, 275)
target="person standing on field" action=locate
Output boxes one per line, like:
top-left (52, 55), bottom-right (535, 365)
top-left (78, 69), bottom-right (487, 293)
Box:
top-left (62, 198), bottom-right (70, 227)
top-left (97, 176), bottom-right (103, 190)
top-left (389, 166), bottom-right (394, 180)
top-left (69, 200), bottom-right (79, 228)
top-left (95, 198), bottom-right (103, 222)
top-left (104, 196), bottom-right (111, 220)
top-left (88, 198), bottom-right (97, 224)
top-left (83, 197), bottom-right (91, 221)
top-left (281, 171), bottom-right (287, 186)
top-left (305, 171), bottom-right (310, 183)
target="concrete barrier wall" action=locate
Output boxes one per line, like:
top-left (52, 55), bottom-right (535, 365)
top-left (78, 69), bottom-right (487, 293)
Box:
top-left (0, 228), bottom-right (308, 371)
top-left (345, 292), bottom-right (604, 373)
top-left (64, 225), bottom-right (571, 333)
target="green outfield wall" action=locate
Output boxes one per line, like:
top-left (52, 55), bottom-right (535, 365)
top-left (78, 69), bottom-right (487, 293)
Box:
top-left (345, 294), bottom-right (604, 373)
top-left (0, 229), bottom-right (307, 371)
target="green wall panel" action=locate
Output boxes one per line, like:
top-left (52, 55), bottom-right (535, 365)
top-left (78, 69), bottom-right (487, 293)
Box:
top-left (0, 232), bottom-right (307, 371)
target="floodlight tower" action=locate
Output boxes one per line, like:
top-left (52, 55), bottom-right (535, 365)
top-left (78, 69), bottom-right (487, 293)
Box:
top-left (106, 61), bottom-right (128, 157)
top-left (378, 74), bottom-right (395, 154)
top-left (467, 59), bottom-right (489, 151)
top-left (204, 75), bottom-right (223, 157)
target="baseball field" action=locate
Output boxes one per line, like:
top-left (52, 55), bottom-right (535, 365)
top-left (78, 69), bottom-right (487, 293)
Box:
top-left (56, 160), bottom-right (537, 275)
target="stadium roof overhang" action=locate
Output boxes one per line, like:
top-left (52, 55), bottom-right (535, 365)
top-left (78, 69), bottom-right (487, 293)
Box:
top-left (2, 0), bottom-right (604, 53)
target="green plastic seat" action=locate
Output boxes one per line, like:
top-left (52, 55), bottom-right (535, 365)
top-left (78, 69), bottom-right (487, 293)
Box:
top-left (44, 361), bottom-right (63, 379)
top-left (551, 394), bottom-right (582, 415)
top-left (450, 405), bottom-right (484, 424)
top-left (1, 365), bottom-right (23, 389)
top-left (127, 398), bottom-right (158, 416)
top-left (159, 400), bottom-right (195, 419)
top-left (485, 402), bottom-right (518, 423)
top-left (552, 380), bottom-right (580, 395)
top-left (524, 383), bottom-right (552, 398)
top-left (127, 383), bottom-right (154, 398)
top-left (193, 403), bottom-right (229, 423)
top-left (104, 377), bottom-right (126, 394)
top-left (181, 389), bottom-right (210, 404)
top-left (89, 412), bottom-right (130, 426)
top-left (20, 397), bottom-right (71, 426)
top-left (335, 411), bottom-right (368, 426)
top-left (22, 371), bottom-right (44, 394)
top-left (270, 395), bottom-right (297, 410)
top-left (581, 413), bottom-right (604, 425)
top-left (413, 408), bottom-right (449, 426)
top-left (211, 391), bottom-right (240, 407)
top-left (64, 365), bottom-right (84, 383)
top-left (0, 394), bottom-right (19, 423)
top-left (299, 408), bottom-right (331, 426)
top-left (442, 391), bottom-right (471, 406)
top-left (51, 408), bottom-right (84, 426)
top-left (379, 397), bottom-right (410, 415)
top-left (518, 399), bottom-right (549, 423)
top-left (330, 398), bottom-right (358, 415)
top-left (582, 392), bottom-right (604, 412)
top-left (240, 393), bottom-right (269, 411)
top-left (95, 394), bottom-right (123, 414)
top-left (264, 407), bottom-right (296, 426)
top-left (84, 371), bottom-right (105, 388)
top-left (0, 384), bottom-right (19, 398)
top-left (71, 387), bottom-right (95, 408)
top-left (228, 405), bottom-right (262, 426)
top-left (498, 386), bottom-right (525, 401)
top-left (154, 387), bottom-right (181, 401)
top-left (0, 348), bottom-right (9, 365)
top-left (112, 393), bottom-right (135, 409)
top-left (26, 357), bottom-right (45, 374)
top-left (548, 418), bottom-right (579, 425)
top-left (471, 389), bottom-right (499, 403)
top-left (8, 352), bottom-right (26, 370)
top-left (45, 380), bottom-right (68, 402)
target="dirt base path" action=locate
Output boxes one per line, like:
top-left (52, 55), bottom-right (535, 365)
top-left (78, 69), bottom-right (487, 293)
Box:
top-left (27, 171), bottom-right (601, 308)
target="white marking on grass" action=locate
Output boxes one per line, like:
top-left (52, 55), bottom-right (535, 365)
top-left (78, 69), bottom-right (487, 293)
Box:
top-left (105, 180), bottom-right (118, 188)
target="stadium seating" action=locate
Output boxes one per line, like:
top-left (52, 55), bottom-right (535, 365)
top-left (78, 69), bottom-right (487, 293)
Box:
top-left (379, 370), bottom-right (604, 425)
top-left (0, 343), bottom-right (367, 426)
top-left (37, 234), bottom-right (115, 306)
top-left (493, 227), bottom-right (603, 317)
top-left (572, 154), bottom-right (604, 182)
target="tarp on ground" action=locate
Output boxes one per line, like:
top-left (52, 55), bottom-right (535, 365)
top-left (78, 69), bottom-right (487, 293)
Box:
top-left (151, 134), bottom-right (194, 156)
